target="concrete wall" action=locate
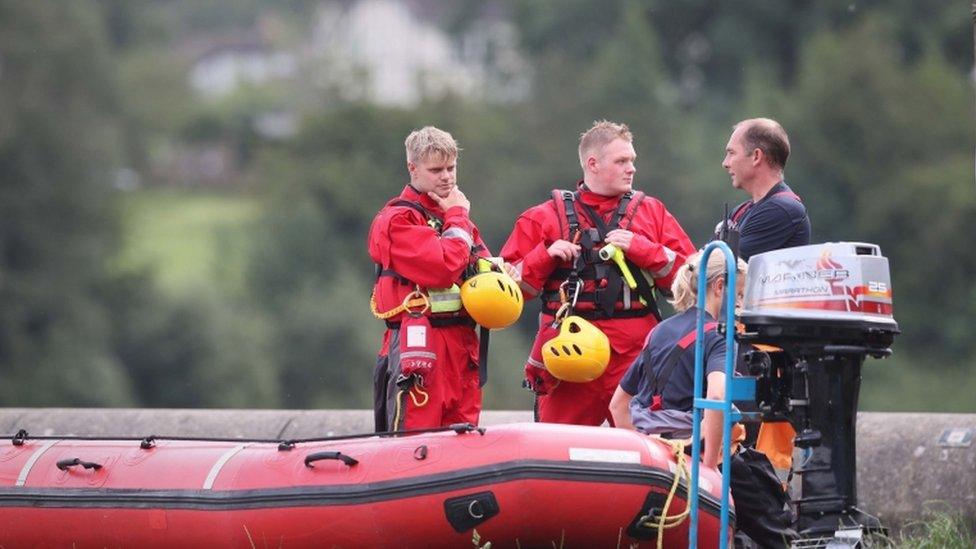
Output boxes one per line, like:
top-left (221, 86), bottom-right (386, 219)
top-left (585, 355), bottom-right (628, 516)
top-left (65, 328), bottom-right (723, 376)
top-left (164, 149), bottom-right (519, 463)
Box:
top-left (856, 412), bottom-right (975, 534)
top-left (1, 408), bottom-right (973, 533)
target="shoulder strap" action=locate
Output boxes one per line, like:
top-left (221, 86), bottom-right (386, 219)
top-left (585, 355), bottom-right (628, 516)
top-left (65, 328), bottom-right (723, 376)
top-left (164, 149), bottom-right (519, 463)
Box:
top-left (730, 200), bottom-right (753, 224)
top-left (650, 321), bottom-right (719, 398)
top-left (550, 189), bottom-right (580, 241)
top-left (388, 199), bottom-right (444, 232)
top-left (772, 190), bottom-right (802, 203)
top-left (375, 199), bottom-right (445, 284)
top-left (575, 191), bottom-right (634, 238)
top-left (619, 190), bottom-right (645, 230)
top-left (608, 191), bottom-right (634, 232)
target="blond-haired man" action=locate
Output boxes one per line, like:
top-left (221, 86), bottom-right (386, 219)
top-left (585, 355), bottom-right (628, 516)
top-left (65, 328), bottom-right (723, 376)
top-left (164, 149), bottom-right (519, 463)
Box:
top-left (368, 126), bottom-right (490, 431)
top-left (500, 120), bottom-right (695, 426)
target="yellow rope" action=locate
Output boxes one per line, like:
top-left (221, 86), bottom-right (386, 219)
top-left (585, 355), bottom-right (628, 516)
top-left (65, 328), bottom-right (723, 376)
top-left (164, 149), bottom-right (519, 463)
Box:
top-left (410, 385), bottom-right (429, 407)
top-left (392, 389), bottom-right (406, 431)
top-left (638, 438), bottom-right (693, 549)
top-left (370, 289), bottom-right (430, 320)
top-left (391, 385), bottom-right (430, 432)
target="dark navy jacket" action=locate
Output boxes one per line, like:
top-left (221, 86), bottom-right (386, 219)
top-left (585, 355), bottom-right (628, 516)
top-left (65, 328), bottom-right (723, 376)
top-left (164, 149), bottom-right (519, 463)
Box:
top-left (620, 308), bottom-right (728, 437)
top-left (729, 181), bottom-right (810, 261)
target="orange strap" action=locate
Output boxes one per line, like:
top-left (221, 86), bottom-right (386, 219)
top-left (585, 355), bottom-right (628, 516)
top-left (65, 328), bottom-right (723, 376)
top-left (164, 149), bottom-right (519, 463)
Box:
top-left (370, 290), bottom-right (430, 320)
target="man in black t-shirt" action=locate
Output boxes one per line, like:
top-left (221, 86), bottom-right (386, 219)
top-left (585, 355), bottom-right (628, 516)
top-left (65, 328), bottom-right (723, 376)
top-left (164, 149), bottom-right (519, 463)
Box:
top-left (716, 118), bottom-right (810, 261)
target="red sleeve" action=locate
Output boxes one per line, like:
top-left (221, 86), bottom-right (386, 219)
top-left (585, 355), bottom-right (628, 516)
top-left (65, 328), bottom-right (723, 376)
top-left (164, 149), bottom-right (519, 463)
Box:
top-left (386, 207), bottom-right (476, 288)
top-left (464, 211), bottom-right (493, 261)
top-left (500, 208), bottom-right (559, 296)
top-left (624, 200), bottom-right (696, 292)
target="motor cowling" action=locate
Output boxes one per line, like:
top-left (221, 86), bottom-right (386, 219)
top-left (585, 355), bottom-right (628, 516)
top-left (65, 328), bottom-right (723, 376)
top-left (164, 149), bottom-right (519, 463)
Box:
top-left (737, 242), bottom-right (899, 540)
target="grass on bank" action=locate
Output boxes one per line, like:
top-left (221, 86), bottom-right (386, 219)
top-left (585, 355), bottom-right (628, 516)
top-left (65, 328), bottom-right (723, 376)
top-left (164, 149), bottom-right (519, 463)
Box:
top-left (114, 187), bottom-right (259, 295)
top-left (875, 504), bottom-right (975, 549)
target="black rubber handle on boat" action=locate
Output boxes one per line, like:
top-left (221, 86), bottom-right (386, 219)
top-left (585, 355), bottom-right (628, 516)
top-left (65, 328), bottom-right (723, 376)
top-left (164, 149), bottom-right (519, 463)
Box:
top-left (11, 429), bottom-right (28, 446)
top-left (56, 458), bottom-right (103, 471)
top-left (304, 451), bottom-right (358, 468)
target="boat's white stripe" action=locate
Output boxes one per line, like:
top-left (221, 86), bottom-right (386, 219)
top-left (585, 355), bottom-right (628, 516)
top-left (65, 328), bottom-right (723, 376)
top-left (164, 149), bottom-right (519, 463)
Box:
top-left (203, 444), bottom-right (246, 490)
top-left (16, 439), bottom-right (60, 487)
top-left (568, 447), bottom-right (641, 464)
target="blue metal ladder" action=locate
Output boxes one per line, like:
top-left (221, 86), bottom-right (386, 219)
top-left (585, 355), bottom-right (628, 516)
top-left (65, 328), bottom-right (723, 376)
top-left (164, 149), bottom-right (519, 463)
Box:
top-left (687, 240), bottom-right (756, 549)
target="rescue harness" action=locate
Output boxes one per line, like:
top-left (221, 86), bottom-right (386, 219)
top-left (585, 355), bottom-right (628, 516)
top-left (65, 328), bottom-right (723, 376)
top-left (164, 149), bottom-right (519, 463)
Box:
top-left (542, 189), bottom-right (662, 322)
top-left (372, 198), bottom-right (480, 329)
top-left (370, 197), bottom-right (490, 387)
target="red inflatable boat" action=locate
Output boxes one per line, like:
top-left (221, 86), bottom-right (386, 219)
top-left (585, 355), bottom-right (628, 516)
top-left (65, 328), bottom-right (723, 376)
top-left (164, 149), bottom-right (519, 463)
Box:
top-left (0, 422), bottom-right (731, 547)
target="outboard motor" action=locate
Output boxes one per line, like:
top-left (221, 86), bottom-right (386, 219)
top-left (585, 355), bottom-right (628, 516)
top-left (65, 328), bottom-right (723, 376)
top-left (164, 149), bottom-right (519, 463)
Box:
top-left (737, 242), bottom-right (898, 545)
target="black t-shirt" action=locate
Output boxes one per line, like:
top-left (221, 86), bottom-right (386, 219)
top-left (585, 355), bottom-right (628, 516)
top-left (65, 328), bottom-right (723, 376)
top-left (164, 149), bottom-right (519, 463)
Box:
top-left (732, 181), bottom-right (811, 261)
top-left (620, 308), bottom-right (727, 413)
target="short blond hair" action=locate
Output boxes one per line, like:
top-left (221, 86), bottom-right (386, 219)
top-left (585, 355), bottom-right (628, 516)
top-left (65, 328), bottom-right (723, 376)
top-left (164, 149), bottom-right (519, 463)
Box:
top-left (405, 126), bottom-right (459, 164)
top-left (669, 250), bottom-right (748, 313)
top-left (578, 120), bottom-right (633, 168)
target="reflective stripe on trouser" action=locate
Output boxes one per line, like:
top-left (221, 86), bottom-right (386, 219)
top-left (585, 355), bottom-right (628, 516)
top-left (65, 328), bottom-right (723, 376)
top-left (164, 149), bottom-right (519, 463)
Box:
top-left (535, 344), bottom-right (642, 426)
top-left (378, 326), bottom-right (482, 431)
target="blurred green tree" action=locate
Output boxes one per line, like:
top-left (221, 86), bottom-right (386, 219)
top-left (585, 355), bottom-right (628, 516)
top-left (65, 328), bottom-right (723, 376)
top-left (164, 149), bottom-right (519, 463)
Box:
top-left (781, 17), bottom-right (975, 365)
top-left (101, 272), bottom-right (279, 408)
top-left (0, 1), bottom-right (135, 405)
top-left (245, 105), bottom-right (415, 406)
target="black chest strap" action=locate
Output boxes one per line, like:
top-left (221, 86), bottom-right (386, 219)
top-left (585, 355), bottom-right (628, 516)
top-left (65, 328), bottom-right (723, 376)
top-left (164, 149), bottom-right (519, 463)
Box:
top-left (551, 190), bottom-right (662, 321)
top-left (575, 192), bottom-right (633, 238)
top-left (577, 193), bottom-right (661, 321)
top-left (389, 199), bottom-right (444, 231)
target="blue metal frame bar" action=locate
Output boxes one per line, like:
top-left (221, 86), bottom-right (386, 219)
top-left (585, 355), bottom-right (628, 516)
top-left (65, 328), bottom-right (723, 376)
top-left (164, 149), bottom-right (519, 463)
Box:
top-left (688, 241), bottom-right (743, 549)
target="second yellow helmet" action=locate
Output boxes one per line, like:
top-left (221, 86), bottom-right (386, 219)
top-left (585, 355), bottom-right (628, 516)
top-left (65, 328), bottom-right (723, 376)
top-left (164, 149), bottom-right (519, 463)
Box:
top-left (541, 316), bottom-right (610, 382)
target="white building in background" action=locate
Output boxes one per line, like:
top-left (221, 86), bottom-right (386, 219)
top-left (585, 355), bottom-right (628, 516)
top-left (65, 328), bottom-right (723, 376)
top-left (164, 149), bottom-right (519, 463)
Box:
top-left (189, 38), bottom-right (298, 100)
top-left (185, 0), bottom-right (527, 107)
top-left (309, 0), bottom-right (527, 106)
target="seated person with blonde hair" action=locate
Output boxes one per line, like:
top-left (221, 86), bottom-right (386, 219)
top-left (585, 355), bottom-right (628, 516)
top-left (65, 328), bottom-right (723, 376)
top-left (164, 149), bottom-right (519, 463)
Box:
top-left (610, 250), bottom-right (796, 547)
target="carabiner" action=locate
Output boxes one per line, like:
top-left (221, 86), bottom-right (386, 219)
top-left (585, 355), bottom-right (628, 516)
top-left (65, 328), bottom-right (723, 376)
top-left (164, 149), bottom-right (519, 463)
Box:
top-left (559, 279), bottom-right (582, 308)
top-left (554, 302), bottom-right (571, 322)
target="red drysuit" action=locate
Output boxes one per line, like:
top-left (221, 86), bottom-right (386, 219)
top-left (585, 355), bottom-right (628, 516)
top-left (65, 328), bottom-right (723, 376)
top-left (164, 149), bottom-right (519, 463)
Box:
top-left (500, 183), bottom-right (695, 425)
top-left (368, 185), bottom-right (489, 431)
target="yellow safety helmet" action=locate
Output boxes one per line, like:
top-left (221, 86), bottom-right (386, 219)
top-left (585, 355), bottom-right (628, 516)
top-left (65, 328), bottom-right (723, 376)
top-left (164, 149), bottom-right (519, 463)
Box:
top-left (460, 271), bottom-right (523, 329)
top-left (542, 316), bottom-right (610, 382)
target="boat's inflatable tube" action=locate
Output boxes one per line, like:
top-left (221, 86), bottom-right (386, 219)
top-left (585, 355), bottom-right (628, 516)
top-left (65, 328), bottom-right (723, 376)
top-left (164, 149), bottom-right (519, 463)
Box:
top-left (0, 422), bottom-right (731, 548)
